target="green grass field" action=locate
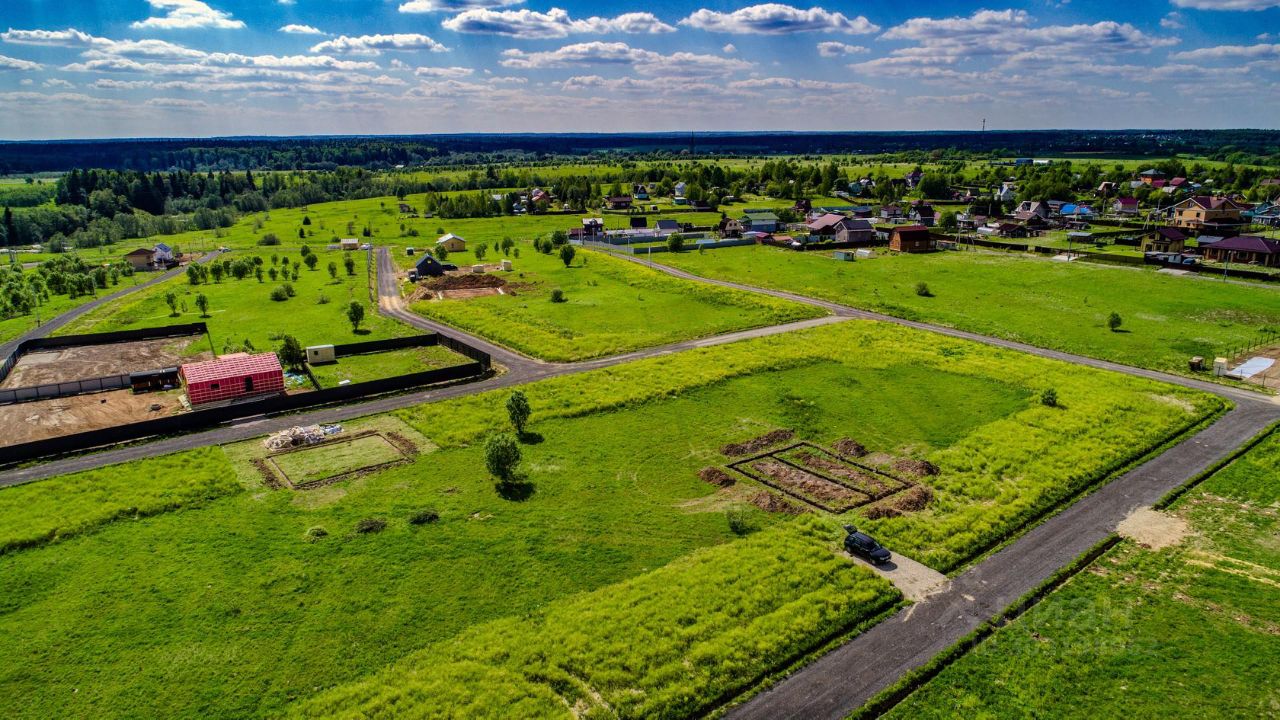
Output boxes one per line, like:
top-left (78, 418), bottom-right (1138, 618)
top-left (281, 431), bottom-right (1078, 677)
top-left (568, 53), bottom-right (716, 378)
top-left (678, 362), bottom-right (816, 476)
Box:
top-left (0, 322), bottom-right (1217, 719)
top-left (270, 435), bottom-right (405, 485)
top-left (887, 427), bottom-right (1280, 719)
top-left (56, 248), bottom-right (406, 353)
top-left (654, 244), bottom-right (1280, 377)
top-left (408, 244), bottom-right (823, 361)
top-left (307, 345), bottom-right (464, 388)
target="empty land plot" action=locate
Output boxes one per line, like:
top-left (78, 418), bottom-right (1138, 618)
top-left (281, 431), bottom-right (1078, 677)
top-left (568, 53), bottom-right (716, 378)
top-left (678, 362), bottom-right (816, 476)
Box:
top-left (887, 428), bottom-right (1280, 719)
top-left (655, 244), bottom-right (1280, 378)
top-left (269, 434), bottom-right (407, 487)
top-left (306, 345), bottom-right (465, 389)
top-left (409, 242), bottom-right (823, 362)
top-left (0, 388), bottom-right (183, 445)
top-left (0, 322), bottom-right (1218, 719)
top-left (1, 336), bottom-right (209, 388)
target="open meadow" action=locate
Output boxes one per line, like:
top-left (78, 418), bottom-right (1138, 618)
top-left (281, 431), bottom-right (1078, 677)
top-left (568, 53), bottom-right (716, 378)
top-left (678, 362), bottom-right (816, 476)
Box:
top-left (0, 321), bottom-right (1219, 719)
top-left (655, 244), bottom-right (1280, 377)
top-left (886, 426), bottom-right (1280, 719)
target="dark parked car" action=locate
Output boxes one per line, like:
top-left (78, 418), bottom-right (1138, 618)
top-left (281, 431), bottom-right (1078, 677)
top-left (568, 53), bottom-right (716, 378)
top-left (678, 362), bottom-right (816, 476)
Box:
top-left (843, 527), bottom-right (891, 565)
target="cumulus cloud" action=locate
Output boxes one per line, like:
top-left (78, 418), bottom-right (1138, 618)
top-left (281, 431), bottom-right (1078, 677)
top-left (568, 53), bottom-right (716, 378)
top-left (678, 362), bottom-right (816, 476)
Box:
top-left (728, 76), bottom-right (883, 93)
top-left (310, 34), bottom-right (448, 55)
top-left (559, 74), bottom-right (733, 96)
top-left (1160, 12), bottom-right (1185, 29)
top-left (0, 54), bottom-right (42, 71)
top-left (816, 41), bottom-right (867, 57)
top-left (1170, 0), bottom-right (1280, 9)
top-left (399, 0), bottom-right (523, 12)
top-left (722, 43), bottom-right (737, 54)
top-left (680, 4), bottom-right (879, 35)
top-left (280, 24), bottom-right (326, 35)
top-left (131, 0), bottom-right (245, 30)
top-left (414, 65), bottom-right (475, 77)
top-left (499, 41), bottom-right (753, 75)
top-left (442, 8), bottom-right (675, 38)
top-left (1172, 42), bottom-right (1280, 60)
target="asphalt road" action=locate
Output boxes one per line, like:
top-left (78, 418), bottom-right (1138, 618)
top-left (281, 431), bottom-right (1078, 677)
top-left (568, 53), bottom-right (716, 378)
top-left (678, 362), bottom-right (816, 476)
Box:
top-left (0, 251), bottom-right (221, 359)
top-left (4, 244), bottom-right (1277, 720)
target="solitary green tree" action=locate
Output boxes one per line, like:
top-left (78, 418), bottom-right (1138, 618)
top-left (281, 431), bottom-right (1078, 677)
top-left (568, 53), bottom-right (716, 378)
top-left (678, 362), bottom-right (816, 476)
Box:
top-left (327, 261), bottom-right (338, 280)
top-left (1107, 312), bottom-right (1123, 332)
top-left (195, 293), bottom-right (209, 317)
top-left (304, 253), bottom-right (319, 271)
top-left (666, 233), bottom-right (685, 253)
top-left (484, 433), bottom-right (522, 486)
top-left (277, 334), bottom-right (305, 371)
top-left (506, 390), bottom-right (531, 436)
top-left (475, 244), bottom-right (488, 261)
top-left (164, 291), bottom-right (178, 317)
top-left (346, 301), bottom-right (365, 332)
top-left (343, 254), bottom-right (356, 276)
top-left (559, 243), bottom-right (576, 267)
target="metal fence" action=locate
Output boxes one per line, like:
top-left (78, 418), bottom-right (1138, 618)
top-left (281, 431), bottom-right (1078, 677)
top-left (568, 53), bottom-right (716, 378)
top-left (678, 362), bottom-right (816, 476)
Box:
top-left (0, 374), bottom-right (131, 405)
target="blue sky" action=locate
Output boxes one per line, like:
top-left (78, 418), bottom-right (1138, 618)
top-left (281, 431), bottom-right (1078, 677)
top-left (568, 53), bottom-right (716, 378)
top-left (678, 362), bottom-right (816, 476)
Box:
top-left (1, 0), bottom-right (1278, 139)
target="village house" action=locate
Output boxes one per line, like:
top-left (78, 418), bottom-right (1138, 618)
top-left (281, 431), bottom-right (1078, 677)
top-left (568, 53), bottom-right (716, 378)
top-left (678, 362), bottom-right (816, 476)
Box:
top-left (580, 219), bottom-right (604, 238)
top-left (889, 225), bottom-right (936, 253)
top-left (1012, 200), bottom-right (1051, 222)
top-left (1201, 235), bottom-right (1280, 267)
top-left (1244, 201), bottom-right (1280, 228)
top-left (1170, 196), bottom-right (1246, 232)
top-left (909, 201), bottom-right (936, 227)
top-left (1138, 169), bottom-right (1166, 185)
top-left (605, 195), bottom-right (633, 210)
top-left (181, 353), bottom-right (285, 406)
top-left (880, 204), bottom-right (903, 221)
top-left (124, 248), bottom-right (155, 271)
top-left (655, 218), bottom-right (680, 235)
top-left (436, 233), bottom-right (467, 252)
top-left (996, 183), bottom-right (1018, 203)
top-left (1140, 227), bottom-right (1188, 254)
top-left (904, 169), bottom-right (924, 189)
top-left (719, 217), bottom-right (744, 238)
top-left (741, 211), bottom-right (780, 233)
top-left (1113, 197), bottom-right (1139, 215)
top-left (153, 243), bottom-right (175, 265)
top-left (339, 238), bottom-right (359, 251)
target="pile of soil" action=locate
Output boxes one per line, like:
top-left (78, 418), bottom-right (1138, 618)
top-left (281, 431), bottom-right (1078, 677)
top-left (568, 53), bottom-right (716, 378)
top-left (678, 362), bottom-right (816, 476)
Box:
top-left (893, 458), bottom-right (940, 477)
top-left (862, 504), bottom-right (901, 520)
top-left (833, 438), bottom-right (868, 458)
top-left (385, 431), bottom-right (420, 457)
top-left (750, 491), bottom-right (803, 514)
top-left (893, 484), bottom-right (934, 512)
top-left (721, 429), bottom-right (794, 457)
top-left (698, 467), bottom-right (736, 487)
top-left (424, 274), bottom-right (507, 291)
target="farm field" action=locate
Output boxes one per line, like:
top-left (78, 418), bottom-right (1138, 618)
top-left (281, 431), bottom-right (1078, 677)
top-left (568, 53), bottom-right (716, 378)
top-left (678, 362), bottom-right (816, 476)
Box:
top-left (407, 243), bottom-right (823, 362)
top-left (655, 244), bottom-right (1280, 377)
top-left (306, 345), bottom-right (464, 388)
top-left (0, 322), bottom-right (1216, 719)
top-left (887, 427), bottom-right (1280, 719)
top-left (56, 248), bottom-right (407, 354)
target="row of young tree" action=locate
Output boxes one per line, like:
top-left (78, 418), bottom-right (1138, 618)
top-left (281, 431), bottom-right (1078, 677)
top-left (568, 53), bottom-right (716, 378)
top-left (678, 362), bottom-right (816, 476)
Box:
top-left (0, 253), bottom-right (134, 321)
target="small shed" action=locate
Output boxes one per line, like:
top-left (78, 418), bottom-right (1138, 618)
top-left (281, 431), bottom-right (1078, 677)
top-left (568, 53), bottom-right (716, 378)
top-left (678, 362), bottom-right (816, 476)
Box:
top-left (181, 353), bottom-right (285, 406)
top-left (130, 367), bottom-right (179, 393)
top-left (889, 225), bottom-right (936, 253)
top-left (833, 250), bottom-right (857, 261)
top-left (436, 233), bottom-right (466, 252)
top-left (340, 238), bottom-right (359, 251)
top-left (306, 345), bottom-right (336, 364)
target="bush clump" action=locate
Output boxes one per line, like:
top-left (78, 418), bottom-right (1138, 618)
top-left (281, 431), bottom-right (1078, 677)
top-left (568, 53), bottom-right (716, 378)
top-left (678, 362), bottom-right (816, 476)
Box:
top-left (549, 288), bottom-right (566, 303)
top-left (1041, 388), bottom-right (1059, 407)
top-left (269, 286), bottom-right (289, 302)
top-left (303, 526), bottom-right (328, 542)
top-left (915, 282), bottom-right (933, 297)
top-left (408, 509), bottom-right (440, 525)
top-left (354, 517), bottom-right (387, 534)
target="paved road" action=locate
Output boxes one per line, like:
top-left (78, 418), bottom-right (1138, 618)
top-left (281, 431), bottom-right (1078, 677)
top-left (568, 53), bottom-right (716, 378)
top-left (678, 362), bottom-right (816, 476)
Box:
top-left (0, 251), bottom-right (222, 358)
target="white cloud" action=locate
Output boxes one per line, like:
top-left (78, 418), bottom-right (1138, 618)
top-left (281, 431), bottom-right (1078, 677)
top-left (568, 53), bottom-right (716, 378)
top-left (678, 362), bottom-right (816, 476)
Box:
top-left (559, 74), bottom-right (734, 96)
top-left (280, 24), bottom-right (326, 35)
top-left (399, 0), bottom-right (523, 12)
top-left (1172, 42), bottom-right (1280, 60)
top-left (722, 43), bottom-right (737, 54)
top-left (499, 41), bottom-right (753, 75)
top-left (1170, 0), bottom-right (1280, 9)
top-left (816, 41), bottom-right (867, 57)
top-left (442, 8), bottom-right (674, 38)
top-left (43, 78), bottom-right (74, 88)
top-left (278, 0), bottom-right (296, 4)
top-left (680, 4), bottom-right (879, 35)
top-left (310, 34), bottom-right (449, 55)
top-left (414, 65), bottom-right (475, 77)
top-left (0, 54), bottom-right (42, 71)
top-left (728, 76), bottom-right (883, 93)
top-left (1160, 12), bottom-right (1185, 29)
top-left (146, 97), bottom-right (210, 108)
top-left (131, 0), bottom-right (245, 30)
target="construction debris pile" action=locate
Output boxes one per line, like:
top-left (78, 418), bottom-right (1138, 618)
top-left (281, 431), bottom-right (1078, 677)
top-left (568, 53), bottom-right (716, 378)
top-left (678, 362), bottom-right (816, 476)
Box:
top-left (263, 424), bottom-right (342, 450)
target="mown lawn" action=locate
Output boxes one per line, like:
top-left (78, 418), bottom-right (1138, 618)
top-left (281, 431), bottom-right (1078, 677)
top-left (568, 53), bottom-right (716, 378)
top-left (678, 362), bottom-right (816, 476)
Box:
top-left (887, 427), bottom-right (1280, 719)
top-left (408, 243), bottom-right (823, 361)
top-left (307, 345), bottom-right (464, 388)
top-left (55, 248), bottom-right (407, 353)
top-left (656, 244), bottom-right (1280, 376)
top-left (0, 322), bottom-right (1216, 719)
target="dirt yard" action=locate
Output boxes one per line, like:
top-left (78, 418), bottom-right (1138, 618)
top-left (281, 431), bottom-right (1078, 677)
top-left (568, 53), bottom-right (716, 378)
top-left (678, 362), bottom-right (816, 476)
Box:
top-left (2, 336), bottom-right (211, 388)
top-left (0, 389), bottom-right (185, 445)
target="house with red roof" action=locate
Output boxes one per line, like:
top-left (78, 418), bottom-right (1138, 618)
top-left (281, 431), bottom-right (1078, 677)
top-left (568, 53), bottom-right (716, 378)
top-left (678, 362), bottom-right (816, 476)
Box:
top-left (1113, 197), bottom-right (1140, 215)
top-left (1201, 235), bottom-right (1280, 267)
top-left (181, 353), bottom-right (285, 406)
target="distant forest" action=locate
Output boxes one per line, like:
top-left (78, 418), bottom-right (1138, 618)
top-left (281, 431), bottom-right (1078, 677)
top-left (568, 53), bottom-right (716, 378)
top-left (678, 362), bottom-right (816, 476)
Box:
top-left (2, 130), bottom-right (1279, 174)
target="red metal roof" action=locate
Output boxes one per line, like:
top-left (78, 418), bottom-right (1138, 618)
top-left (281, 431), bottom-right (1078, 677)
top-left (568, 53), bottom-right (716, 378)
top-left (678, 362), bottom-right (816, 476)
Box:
top-left (181, 352), bottom-right (282, 385)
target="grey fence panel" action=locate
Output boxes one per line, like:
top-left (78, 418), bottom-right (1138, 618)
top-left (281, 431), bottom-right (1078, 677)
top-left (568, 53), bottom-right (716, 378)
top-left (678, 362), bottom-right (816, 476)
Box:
top-left (332, 334), bottom-right (439, 357)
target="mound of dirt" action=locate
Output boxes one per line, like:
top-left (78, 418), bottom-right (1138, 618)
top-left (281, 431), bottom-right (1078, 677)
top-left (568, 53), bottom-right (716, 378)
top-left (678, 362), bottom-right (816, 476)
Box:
top-left (862, 504), bottom-right (901, 520)
top-left (698, 467), bottom-right (736, 487)
top-left (750, 491), bottom-right (803, 514)
top-left (721, 429), bottom-right (794, 457)
top-left (833, 438), bottom-right (868, 458)
top-left (893, 485), bottom-right (934, 512)
top-left (893, 458), bottom-right (940, 477)
top-left (424, 274), bottom-right (507, 291)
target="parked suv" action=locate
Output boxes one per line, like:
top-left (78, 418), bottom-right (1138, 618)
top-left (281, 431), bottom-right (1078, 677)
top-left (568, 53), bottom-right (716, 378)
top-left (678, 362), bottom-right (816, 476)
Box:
top-left (843, 526), bottom-right (891, 565)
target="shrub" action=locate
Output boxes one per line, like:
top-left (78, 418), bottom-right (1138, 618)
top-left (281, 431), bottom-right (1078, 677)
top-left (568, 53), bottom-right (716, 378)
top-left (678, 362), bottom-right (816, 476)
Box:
top-left (408, 509), bottom-right (440, 525)
top-left (277, 335), bottom-right (305, 370)
top-left (726, 506), bottom-right (756, 535)
top-left (269, 286), bottom-right (289, 302)
top-left (354, 518), bottom-right (386, 534)
top-left (283, 282), bottom-right (296, 297)
top-left (915, 282), bottom-right (933, 297)
top-left (549, 288), bottom-right (566, 303)
top-left (303, 526), bottom-right (328, 543)
top-left (317, 292), bottom-right (330, 305)
top-left (484, 433), bottom-right (521, 484)
top-left (346, 301), bottom-right (365, 332)
top-left (506, 390), bottom-right (531, 435)
top-left (1108, 312), bottom-right (1123, 332)
top-left (666, 233), bottom-right (685, 253)
top-left (1041, 387), bottom-right (1059, 407)
top-left (559, 243), bottom-right (576, 267)
top-left (257, 233), bottom-right (280, 246)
